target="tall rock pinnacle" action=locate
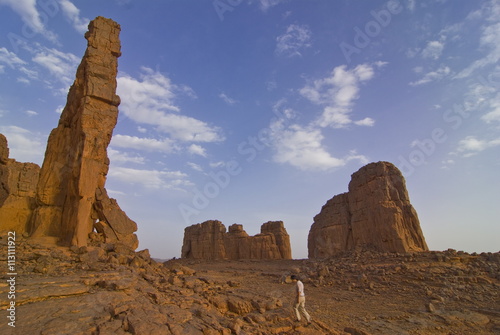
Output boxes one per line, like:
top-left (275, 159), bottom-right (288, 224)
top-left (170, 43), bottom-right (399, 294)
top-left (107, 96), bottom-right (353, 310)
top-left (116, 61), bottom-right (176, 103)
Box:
top-left (30, 17), bottom-right (137, 249)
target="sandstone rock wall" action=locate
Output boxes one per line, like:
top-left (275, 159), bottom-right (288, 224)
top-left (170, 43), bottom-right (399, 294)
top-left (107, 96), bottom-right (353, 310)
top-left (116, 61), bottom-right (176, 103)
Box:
top-left (308, 161), bottom-right (428, 258)
top-left (182, 220), bottom-right (292, 260)
top-left (261, 221), bottom-right (292, 259)
top-left (0, 134), bottom-right (40, 234)
top-left (181, 220), bottom-right (227, 260)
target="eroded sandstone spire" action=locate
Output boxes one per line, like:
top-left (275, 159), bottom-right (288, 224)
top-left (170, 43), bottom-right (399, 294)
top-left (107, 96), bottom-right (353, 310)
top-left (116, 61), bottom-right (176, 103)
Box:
top-left (308, 161), bottom-right (428, 258)
top-left (29, 17), bottom-right (137, 249)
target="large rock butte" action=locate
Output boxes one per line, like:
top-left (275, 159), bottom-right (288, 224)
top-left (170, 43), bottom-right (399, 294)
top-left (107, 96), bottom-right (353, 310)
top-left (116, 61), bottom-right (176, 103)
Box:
top-left (182, 220), bottom-right (292, 260)
top-left (308, 161), bottom-right (428, 258)
top-left (0, 17), bottom-right (137, 250)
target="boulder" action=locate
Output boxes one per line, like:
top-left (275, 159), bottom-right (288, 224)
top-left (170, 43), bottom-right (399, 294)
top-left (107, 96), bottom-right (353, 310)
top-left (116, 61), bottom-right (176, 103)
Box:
top-left (308, 161), bottom-right (428, 258)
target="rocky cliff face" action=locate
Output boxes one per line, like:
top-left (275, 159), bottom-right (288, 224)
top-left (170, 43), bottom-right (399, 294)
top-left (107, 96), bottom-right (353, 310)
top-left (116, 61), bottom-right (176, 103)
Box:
top-left (308, 161), bottom-right (428, 258)
top-left (0, 134), bottom-right (40, 235)
top-left (182, 220), bottom-right (292, 260)
top-left (0, 17), bottom-right (137, 250)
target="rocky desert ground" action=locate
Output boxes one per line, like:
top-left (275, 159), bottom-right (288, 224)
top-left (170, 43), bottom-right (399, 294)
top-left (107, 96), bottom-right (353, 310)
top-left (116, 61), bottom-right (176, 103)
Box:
top-left (1, 235), bottom-right (498, 334)
top-left (1, 16), bottom-right (499, 335)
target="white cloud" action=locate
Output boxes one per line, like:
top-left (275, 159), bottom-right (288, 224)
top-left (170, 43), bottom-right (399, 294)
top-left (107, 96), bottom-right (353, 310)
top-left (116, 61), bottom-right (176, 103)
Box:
top-left (266, 64), bottom-right (377, 171)
top-left (269, 119), bottom-right (368, 171)
top-left (0, 47), bottom-right (38, 83)
top-left (24, 109), bottom-right (37, 116)
top-left (108, 148), bottom-right (146, 165)
top-left (219, 92), bottom-right (237, 105)
top-left (256, 0), bottom-right (286, 12)
top-left (270, 123), bottom-right (344, 170)
top-left (455, 1), bottom-right (500, 78)
top-left (275, 24), bottom-right (311, 57)
top-left (300, 64), bottom-right (377, 128)
top-left (354, 117), bottom-right (375, 127)
top-left (32, 47), bottom-right (79, 86)
top-left (421, 40), bottom-right (444, 60)
top-left (0, 47), bottom-right (26, 68)
top-left (209, 161), bottom-right (225, 169)
top-left (0, 0), bottom-right (58, 42)
top-left (188, 144), bottom-right (207, 157)
top-left (456, 135), bottom-right (500, 157)
top-left (482, 93), bottom-right (500, 123)
top-left (0, 125), bottom-right (45, 164)
top-left (187, 162), bottom-right (204, 172)
top-left (108, 166), bottom-right (190, 190)
top-left (117, 67), bottom-right (223, 143)
top-left (409, 66), bottom-right (450, 86)
top-left (111, 134), bottom-right (178, 153)
top-left (57, 0), bottom-right (89, 33)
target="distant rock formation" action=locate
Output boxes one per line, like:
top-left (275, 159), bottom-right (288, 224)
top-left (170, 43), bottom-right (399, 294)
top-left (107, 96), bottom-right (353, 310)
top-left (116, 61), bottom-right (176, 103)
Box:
top-left (181, 220), bottom-right (292, 260)
top-left (0, 134), bottom-right (40, 235)
top-left (308, 161), bottom-right (428, 258)
top-left (0, 17), bottom-right (137, 250)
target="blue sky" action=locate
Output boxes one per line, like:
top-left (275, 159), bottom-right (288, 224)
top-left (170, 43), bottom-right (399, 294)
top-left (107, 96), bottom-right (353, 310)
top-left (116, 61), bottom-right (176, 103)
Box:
top-left (0, 0), bottom-right (499, 259)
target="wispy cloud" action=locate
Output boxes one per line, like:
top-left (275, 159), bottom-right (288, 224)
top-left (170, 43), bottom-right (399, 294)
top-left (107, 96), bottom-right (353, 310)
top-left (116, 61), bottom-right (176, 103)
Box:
top-left (1, 44), bottom-right (80, 89)
top-left (24, 109), bottom-right (37, 116)
top-left (219, 92), bottom-right (237, 105)
top-left (108, 166), bottom-right (191, 190)
top-left (0, 0), bottom-right (58, 42)
top-left (409, 65), bottom-right (450, 86)
top-left (421, 40), bottom-right (444, 60)
top-left (117, 67), bottom-right (223, 143)
top-left (300, 63), bottom-right (381, 128)
top-left (482, 92), bottom-right (500, 124)
top-left (188, 144), bottom-right (207, 157)
top-left (275, 24), bottom-right (311, 57)
top-left (0, 47), bottom-right (26, 68)
top-left (108, 148), bottom-right (146, 165)
top-left (187, 162), bottom-right (204, 172)
top-left (111, 134), bottom-right (178, 153)
top-left (264, 63), bottom-right (380, 171)
top-left (455, 135), bottom-right (500, 157)
top-left (269, 123), bottom-right (345, 171)
top-left (32, 47), bottom-right (80, 86)
top-left (268, 107), bottom-right (369, 171)
top-left (58, 0), bottom-right (89, 34)
top-left (0, 125), bottom-right (45, 164)
top-left (455, 0), bottom-right (500, 79)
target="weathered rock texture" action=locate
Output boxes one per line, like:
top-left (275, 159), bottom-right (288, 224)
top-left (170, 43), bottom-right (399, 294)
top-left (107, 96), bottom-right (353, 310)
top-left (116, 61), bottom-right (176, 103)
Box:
top-left (308, 161), bottom-right (428, 258)
top-left (26, 17), bottom-right (137, 249)
top-left (0, 134), bottom-right (40, 234)
top-left (182, 220), bottom-right (292, 260)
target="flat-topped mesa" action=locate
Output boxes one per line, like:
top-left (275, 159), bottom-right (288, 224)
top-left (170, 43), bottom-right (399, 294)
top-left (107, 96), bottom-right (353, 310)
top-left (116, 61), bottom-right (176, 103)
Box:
top-left (28, 17), bottom-right (137, 249)
top-left (181, 220), bottom-right (292, 260)
top-left (308, 161), bottom-right (428, 258)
